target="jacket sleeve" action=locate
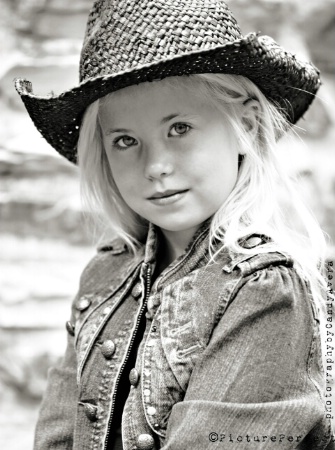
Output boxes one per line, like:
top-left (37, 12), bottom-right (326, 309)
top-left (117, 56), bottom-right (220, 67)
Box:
top-left (162, 264), bottom-right (331, 449)
top-left (33, 302), bottom-right (78, 449)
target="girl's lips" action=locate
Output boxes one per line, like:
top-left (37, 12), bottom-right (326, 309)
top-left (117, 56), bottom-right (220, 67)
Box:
top-left (148, 189), bottom-right (189, 205)
top-left (149, 189), bottom-right (188, 199)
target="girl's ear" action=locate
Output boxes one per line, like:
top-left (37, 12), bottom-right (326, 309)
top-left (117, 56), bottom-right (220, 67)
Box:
top-left (241, 98), bottom-right (260, 141)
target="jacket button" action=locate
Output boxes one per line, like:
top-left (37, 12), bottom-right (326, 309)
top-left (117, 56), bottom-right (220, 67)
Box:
top-left (65, 321), bottom-right (75, 336)
top-left (131, 282), bottom-right (143, 299)
top-left (83, 403), bottom-right (98, 421)
top-left (244, 236), bottom-right (263, 249)
top-left (147, 406), bottom-right (156, 416)
top-left (135, 434), bottom-right (155, 449)
top-left (101, 340), bottom-right (116, 359)
top-left (75, 297), bottom-right (91, 311)
top-left (129, 368), bottom-right (140, 386)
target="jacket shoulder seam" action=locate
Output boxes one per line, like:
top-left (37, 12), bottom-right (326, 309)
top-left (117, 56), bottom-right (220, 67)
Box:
top-left (97, 237), bottom-right (128, 254)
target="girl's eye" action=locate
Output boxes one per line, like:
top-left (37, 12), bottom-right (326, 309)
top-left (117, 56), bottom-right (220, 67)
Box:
top-left (113, 136), bottom-right (137, 149)
top-left (169, 123), bottom-right (191, 136)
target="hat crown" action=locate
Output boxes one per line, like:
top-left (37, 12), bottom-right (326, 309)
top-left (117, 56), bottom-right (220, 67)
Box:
top-left (79, 0), bottom-right (242, 82)
top-left (15, 0), bottom-right (321, 162)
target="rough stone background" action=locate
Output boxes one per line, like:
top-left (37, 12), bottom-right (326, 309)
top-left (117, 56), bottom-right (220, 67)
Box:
top-left (0, 0), bottom-right (334, 448)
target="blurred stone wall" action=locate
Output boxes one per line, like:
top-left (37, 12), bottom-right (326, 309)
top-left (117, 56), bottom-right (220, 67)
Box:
top-left (0, 2), bottom-right (95, 448)
top-left (0, 0), bottom-right (334, 448)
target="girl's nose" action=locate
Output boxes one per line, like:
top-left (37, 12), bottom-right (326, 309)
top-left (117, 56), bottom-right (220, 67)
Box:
top-left (144, 144), bottom-right (174, 181)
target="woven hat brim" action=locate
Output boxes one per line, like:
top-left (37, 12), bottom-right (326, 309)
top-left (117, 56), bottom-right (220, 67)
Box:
top-left (15, 32), bottom-right (321, 164)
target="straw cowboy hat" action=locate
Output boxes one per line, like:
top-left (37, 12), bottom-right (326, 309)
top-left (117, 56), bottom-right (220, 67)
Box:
top-left (15, 0), bottom-right (321, 164)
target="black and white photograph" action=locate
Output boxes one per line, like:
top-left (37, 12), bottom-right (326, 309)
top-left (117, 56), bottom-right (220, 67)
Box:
top-left (1, 0), bottom-right (335, 448)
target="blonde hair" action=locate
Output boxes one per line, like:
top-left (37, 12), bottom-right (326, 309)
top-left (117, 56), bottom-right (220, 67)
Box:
top-left (77, 73), bottom-right (328, 307)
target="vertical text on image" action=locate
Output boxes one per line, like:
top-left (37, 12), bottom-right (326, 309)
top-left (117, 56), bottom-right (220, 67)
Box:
top-left (325, 261), bottom-right (334, 421)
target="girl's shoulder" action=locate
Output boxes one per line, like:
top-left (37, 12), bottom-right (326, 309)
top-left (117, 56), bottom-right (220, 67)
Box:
top-left (222, 233), bottom-right (295, 277)
top-left (77, 238), bottom-right (141, 293)
top-left (221, 237), bottom-right (318, 323)
top-left (221, 235), bottom-right (316, 310)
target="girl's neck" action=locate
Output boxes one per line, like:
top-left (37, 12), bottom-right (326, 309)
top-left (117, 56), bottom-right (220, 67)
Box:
top-left (154, 225), bottom-right (201, 276)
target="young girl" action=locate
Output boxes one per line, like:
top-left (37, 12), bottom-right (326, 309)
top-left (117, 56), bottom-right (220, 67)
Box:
top-left (15, 0), bottom-right (333, 449)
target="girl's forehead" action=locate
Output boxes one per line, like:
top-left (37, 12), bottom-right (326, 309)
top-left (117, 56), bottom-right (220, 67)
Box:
top-left (98, 76), bottom-right (220, 123)
top-left (101, 76), bottom-right (207, 108)
top-left (97, 76), bottom-right (243, 136)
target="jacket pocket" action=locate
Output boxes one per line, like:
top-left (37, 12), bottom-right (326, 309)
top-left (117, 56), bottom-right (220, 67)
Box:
top-left (159, 276), bottom-right (207, 392)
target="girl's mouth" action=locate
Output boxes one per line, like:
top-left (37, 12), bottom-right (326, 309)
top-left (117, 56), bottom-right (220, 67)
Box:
top-left (148, 189), bottom-right (189, 205)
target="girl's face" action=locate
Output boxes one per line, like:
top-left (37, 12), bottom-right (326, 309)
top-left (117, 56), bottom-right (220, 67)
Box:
top-left (99, 78), bottom-right (241, 237)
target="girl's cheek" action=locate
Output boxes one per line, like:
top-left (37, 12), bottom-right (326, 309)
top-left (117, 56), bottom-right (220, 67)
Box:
top-left (112, 173), bottom-right (136, 192)
top-left (107, 154), bottom-right (129, 173)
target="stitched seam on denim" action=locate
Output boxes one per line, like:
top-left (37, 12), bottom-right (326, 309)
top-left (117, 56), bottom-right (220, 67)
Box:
top-left (76, 270), bottom-right (141, 384)
top-left (142, 313), bottom-right (185, 438)
top-left (169, 321), bottom-right (193, 336)
top-left (171, 325), bottom-right (204, 353)
top-left (90, 414), bottom-right (100, 449)
top-left (141, 320), bottom-right (168, 438)
top-left (168, 318), bottom-right (204, 351)
top-left (224, 250), bottom-right (293, 274)
top-left (76, 290), bottom-right (127, 384)
top-left (213, 272), bottom-right (244, 327)
top-left (238, 259), bottom-right (251, 275)
top-left (74, 262), bottom-right (142, 345)
top-left (142, 319), bottom-right (171, 436)
top-left (124, 391), bottom-right (139, 449)
top-left (176, 343), bottom-right (203, 358)
top-left (223, 249), bottom-right (258, 273)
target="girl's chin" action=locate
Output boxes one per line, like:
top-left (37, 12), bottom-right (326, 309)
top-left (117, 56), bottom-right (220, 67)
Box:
top-left (152, 219), bottom-right (204, 235)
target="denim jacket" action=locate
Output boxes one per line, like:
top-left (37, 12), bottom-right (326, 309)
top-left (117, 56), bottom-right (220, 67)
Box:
top-left (34, 222), bottom-right (333, 450)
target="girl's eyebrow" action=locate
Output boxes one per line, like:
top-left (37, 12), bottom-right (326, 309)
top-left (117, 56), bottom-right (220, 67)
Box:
top-left (161, 113), bottom-right (199, 124)
top-left (161, 113), bottom-right (180, 124)
top-left (106, 113), bottom-right (197, 135)
top-left (106, 127), bottom-right (130, 135)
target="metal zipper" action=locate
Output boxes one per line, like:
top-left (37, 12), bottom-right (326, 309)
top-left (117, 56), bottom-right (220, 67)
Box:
top-left (103, 262), bottom-right (151, 449)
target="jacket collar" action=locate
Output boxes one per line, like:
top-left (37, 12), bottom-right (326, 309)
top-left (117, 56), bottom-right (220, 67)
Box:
top-left (142, 218), bottom-right (217, 291)
top-left (141, 219), bottom-right (289, 285)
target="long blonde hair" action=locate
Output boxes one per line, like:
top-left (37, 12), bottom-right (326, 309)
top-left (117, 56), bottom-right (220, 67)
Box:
top-left (77, 73), bottom-right (328, 307)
